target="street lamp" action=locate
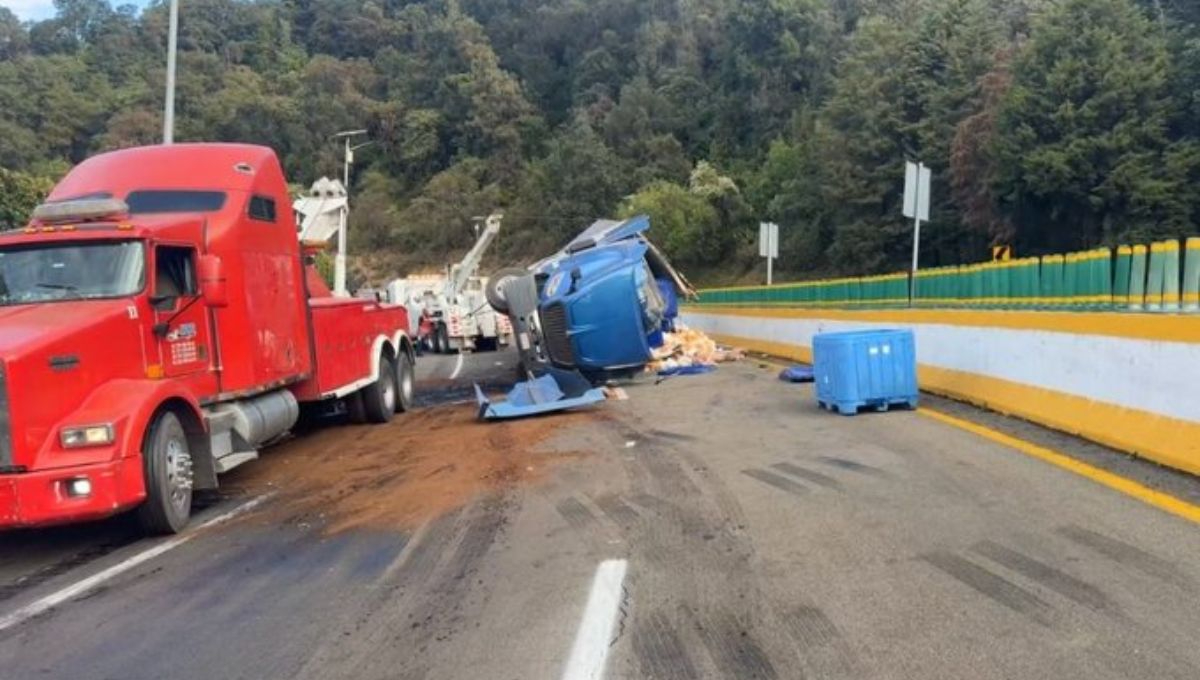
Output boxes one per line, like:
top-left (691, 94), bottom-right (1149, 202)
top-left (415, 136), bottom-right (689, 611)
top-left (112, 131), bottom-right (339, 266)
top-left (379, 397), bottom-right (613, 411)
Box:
top-left (163, 0), bottom-right (179, 144)
top-left (333, 129), bottom-right (371, 188)
top-left (330, 130), bottom-right (371, 297)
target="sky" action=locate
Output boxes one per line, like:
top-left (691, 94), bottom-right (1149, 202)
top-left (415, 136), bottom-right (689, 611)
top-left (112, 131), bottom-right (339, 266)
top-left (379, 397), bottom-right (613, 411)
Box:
top-left (2, 1), bottom-right (152, 22)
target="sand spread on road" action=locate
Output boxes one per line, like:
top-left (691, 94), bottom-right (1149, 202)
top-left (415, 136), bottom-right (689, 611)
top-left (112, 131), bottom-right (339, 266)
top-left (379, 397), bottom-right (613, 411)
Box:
top-left (225, 404), bottom-right (592, 533)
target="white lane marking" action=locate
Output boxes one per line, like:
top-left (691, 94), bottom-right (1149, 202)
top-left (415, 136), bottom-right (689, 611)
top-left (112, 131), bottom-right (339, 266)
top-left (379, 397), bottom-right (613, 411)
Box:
top-left (450, 352), bottom-right (465, 380)
top-left (0, 494), bottom-right (272, 633)
top-left (561, 559), bottom-right (629, 680)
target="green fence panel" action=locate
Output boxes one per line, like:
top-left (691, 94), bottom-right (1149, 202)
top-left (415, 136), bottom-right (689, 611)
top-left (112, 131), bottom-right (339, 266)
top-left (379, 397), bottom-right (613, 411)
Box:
top-left (1095, 248), bottom-right (1113, 308)
top-left (1065, 252), bottom-right (1083, 308)
top-left (1003, 259), bottom-right (1012, 304)
top-left (1026, 257), bottom-right (1042, 305)
top-left (1185, 238), bottom-right (1200, 313)
top-left (1147, 241), bottom-right (1166, 311)
top-left (1128, 244), bottom-right (1148, 310)
top-left (1113, 246), bottom-right (1132, 304)
top-left (1082, 250), bottom-right (1098, 307)
top-left (1040, 254), bottom-right (1061, 307)
top-left (1082, 250), bottom-right (1097, 307)
top-left (1163, 239), bottom-right (1181, 311)
top-left (1015, 258), bottom-right (1030, 305)
top-left (951, 265), bottom-right (965, 305)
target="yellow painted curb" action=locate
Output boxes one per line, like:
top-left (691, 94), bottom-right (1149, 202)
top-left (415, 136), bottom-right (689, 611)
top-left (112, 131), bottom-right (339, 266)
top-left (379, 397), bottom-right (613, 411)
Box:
top-left (920, 408), bottom-right (1200, 526)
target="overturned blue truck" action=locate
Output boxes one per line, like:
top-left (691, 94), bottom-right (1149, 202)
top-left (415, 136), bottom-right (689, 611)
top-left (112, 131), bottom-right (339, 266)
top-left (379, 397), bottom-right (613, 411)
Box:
top-left (475, 214), bottom-right (696, 419)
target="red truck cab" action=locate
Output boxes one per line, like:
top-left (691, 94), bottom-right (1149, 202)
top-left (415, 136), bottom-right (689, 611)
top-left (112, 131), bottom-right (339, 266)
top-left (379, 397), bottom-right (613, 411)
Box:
top-left (0, 144), bottom-right (414, 533)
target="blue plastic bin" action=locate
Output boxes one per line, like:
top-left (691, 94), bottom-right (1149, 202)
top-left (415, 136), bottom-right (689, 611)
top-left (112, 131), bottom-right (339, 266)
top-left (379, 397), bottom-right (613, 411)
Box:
top-left (812, 329), bottom-right (918, 415)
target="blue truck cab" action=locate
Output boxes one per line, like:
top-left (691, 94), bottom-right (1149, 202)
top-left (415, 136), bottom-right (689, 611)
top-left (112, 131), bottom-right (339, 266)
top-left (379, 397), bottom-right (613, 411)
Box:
top-left (527, 215), bottom-right (694, 381)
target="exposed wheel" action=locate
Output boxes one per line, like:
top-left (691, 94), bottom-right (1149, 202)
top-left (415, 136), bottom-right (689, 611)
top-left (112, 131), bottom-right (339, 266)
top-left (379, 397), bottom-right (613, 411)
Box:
top-left (362, 353), bottom-right (397, 423)
top-left (136, 411), bottom-right (193, 534)
top-left (437, 324), bottom-right (452, 354)
top-left (395, 351), bottom-right (415, 412)
top-left (485, 267), bottom-right (528, 314)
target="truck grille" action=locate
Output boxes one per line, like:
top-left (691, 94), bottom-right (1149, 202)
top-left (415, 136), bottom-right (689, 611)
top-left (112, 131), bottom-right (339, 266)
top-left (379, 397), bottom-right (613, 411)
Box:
top-left (0, 365), bottom-right (12, 472)
top-left (540, 302), bottom-right (575, 367)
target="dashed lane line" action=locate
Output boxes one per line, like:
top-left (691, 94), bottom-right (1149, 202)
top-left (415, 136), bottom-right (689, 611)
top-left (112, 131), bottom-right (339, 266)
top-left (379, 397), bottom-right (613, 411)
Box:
top-left (561, 559), bottom-right (629, 680)
top-left (450, 352), bottom-right (465, 381)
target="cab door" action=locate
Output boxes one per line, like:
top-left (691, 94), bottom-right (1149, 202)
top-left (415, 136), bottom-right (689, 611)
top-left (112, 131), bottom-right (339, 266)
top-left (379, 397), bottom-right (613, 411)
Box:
top-left (151, 244), bottom-right (215, 388)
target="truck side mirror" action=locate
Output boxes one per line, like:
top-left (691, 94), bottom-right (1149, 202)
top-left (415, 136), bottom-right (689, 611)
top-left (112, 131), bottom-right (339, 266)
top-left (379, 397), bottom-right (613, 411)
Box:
top-left (198, 254), bottom-right (228, 308)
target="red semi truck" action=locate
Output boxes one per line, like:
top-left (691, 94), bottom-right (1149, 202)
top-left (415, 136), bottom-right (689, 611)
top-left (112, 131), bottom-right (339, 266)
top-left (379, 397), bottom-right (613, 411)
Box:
top-left (0, 143), bottom-right (415, 533)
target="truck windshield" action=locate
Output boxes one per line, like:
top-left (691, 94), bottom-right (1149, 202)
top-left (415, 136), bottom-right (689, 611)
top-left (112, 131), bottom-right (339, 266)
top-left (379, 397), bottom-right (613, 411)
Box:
top-left (0, 241), bottom-right (144, 305)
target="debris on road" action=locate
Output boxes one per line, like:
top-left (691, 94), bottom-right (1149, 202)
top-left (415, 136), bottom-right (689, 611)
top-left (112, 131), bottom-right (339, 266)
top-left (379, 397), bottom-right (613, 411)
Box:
top-left (602, 386), bottom-right (629, 400)
top-left (778, 365), bottom-right (815, 383)
top-left (225, 405), bottom-right (592, 532)
top-left (648, 326), bottom-right (744, 374)
top-left (474, 370), bottom-right (606, 421)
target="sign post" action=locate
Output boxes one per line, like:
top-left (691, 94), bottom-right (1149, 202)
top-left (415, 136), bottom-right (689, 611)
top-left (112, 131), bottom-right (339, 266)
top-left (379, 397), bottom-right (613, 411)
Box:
top-left (903, 161), bottom-right (931, 301)
top-left (759, 222), bottom-right (779, 285)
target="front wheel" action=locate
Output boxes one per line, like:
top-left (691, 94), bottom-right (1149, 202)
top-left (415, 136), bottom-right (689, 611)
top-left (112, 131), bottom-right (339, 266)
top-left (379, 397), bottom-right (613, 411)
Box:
top-left (136, 411), bottom-right (194, 534)
top-left (485, 267), bottom-right (528, 314)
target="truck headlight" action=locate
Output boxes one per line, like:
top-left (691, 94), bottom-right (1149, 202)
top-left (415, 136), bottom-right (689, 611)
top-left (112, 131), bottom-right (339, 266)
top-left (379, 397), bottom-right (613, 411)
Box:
top-left (60, 424), bottom-right (115, 448)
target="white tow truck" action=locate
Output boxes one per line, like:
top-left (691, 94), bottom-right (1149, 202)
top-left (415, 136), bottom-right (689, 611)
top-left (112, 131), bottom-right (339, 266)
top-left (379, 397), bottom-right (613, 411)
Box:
top-left (386, 213), bottom-right (512, 353)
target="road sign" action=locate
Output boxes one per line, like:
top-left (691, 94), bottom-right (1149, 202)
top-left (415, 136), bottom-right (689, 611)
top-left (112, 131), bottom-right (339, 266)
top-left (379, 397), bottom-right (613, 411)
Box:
top-left (903, 161), bottom-right (932, 304)
top-left (992, 245), bottom-right (1012, 262)
top-left (759, 222), bottom-right (778, 258)
top-left (903, 161), bottom-right (931, 222)
top-left (759, 222), bottom-right (779, 284)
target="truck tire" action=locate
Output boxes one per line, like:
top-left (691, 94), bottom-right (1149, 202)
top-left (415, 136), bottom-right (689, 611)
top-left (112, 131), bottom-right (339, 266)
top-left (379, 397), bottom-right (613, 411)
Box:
top-left (136, 411), bottom-right (193, 535)
top-left (363, 354), bottom-right (397, 423)
top-left (437, 324), bottom-right (452, 355)
top-left (394, 352), bottom-right (415, 413)
top-left (485, 267), bottom-right (528, 314)
top-left (346, 392), bottom-right (368, 424)
top-left (430, 325), bottom-right (444, 354)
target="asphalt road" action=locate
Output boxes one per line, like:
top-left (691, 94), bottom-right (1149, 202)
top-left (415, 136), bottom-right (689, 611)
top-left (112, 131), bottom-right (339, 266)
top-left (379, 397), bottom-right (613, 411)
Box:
top-left (2, 350), bottom-right (1200, 679)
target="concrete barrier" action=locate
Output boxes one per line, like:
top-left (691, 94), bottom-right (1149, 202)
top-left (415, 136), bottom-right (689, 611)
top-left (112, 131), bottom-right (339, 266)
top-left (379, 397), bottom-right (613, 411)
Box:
top-left (684, 306), bottom-right (1200, 476)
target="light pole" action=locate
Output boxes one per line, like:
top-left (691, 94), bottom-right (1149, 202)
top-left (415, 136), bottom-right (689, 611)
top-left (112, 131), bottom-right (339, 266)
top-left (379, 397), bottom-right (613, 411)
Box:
top-left (163, 0), bottom-right (180, 144)
top-left (331, 130), bottom-right (370, 296)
